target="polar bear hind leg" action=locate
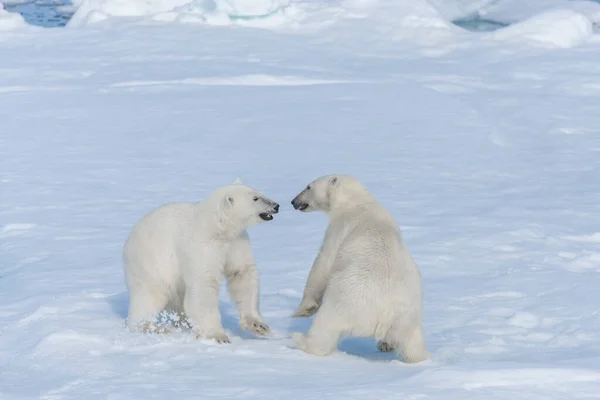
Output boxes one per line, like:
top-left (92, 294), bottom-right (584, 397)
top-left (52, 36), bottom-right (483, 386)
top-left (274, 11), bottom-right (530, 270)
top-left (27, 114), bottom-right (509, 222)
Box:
top-left (126, 286), bottom-right (170, 334)
top-left (292, 299), bottom-right (349, 356)
top-left (380, 321), bottom-right (430, 363)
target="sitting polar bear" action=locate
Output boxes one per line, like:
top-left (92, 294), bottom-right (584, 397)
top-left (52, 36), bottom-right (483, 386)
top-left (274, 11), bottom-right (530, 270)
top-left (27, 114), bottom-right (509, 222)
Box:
top-left (123, 179), bottom-right (279, 344)
top-left (290, 175), bottom-right (430, 363)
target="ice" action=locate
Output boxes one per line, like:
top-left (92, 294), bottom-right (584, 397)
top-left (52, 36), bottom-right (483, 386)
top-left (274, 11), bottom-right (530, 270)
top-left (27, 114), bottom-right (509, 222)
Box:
top-left (1, 0), bottom-right (35, 6)
top-left (68, 0), bottom-right (294, 27)
top-left (0, 1), bottom-right (29, 29)
top-left (6, 0), bottom-right (600, 33)
top-left (63, 0), bottom-right (600, 30)
top-left (1, 0), bottom-right (600, 398)
top-left (490, 9), bottom-right (594, 48)
top-left (430, 0), bottom-right (600, 23)
top-left (67, 0), bottom-right (192, 26)
top-left (473, 0), bottom-right (600, 24)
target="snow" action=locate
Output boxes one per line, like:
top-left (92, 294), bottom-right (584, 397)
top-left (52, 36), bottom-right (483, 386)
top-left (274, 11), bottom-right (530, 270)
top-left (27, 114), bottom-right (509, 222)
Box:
top-left (62, 0), bottom-right (600, 30)
top-left (473, 0), bottom-right (600, 25)
top-left (0, 1), bottom-right (29, 30)
top-left (1, 1), bottom-right (600, 399)
top-left (67, 0), bottom-right (296, 27)
top-left (490, 9), bottom-right (594, 49)
top-left (430, 0), bottom-right (600, 23)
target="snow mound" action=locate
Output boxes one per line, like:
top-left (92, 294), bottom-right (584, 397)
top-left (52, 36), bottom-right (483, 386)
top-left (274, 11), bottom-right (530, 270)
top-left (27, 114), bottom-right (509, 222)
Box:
top-left (430, 0), bottom-right (600, 24)
top-left (491, 9), bottom-right (594, 49)
top-left (67, 0), bottom-right (459, 39)
top-left (477, 0), bottom-right (600, 25)
top-left (0, 2), bottom-right (28, 30)
top-left (68, 0), bottom-right (293, 28)
top-left (311, 0), bottom-right (462, 47)
top-left (378, 0), bottom-right (461, 46)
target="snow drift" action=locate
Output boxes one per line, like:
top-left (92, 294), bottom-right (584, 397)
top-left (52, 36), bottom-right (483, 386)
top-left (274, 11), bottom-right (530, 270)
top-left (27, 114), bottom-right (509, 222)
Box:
top-left (491, 9), bottom-right (594, 49)
top-left (429, 0), bottom-right (600, 24)
top-left (0, 2), bottom-right (28, 30)
top-left (67, 0), bottom-right (462, 47)
top-left (66, 0), bottom-right (600, 29)
top-left (64, 0), bottom-right (600, 50)
top-left (67, 0), bottom-right (294, 27)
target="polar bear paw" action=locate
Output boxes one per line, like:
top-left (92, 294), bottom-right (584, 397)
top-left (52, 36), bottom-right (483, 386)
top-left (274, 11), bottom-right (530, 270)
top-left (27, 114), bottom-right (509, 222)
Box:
top-left (241, 317), bottom-right (271, 336)
top-left (292, 299), bottom-right (320, 318)
top-left (377, 340), bottom-right (396, 352)
top-left (292, 332), bottom-right (308, 351)
top-left (198, 331), bottom-right (231, 344)
top-left (292, 332), bottom-right (332, 356)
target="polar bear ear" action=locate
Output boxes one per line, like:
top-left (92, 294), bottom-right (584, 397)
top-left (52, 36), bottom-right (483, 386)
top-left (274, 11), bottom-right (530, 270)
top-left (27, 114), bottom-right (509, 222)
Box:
top-left (232, 177), bottom-right (242, 185)
top-left (329, 176), bottom-right (339, 186)
top-left (222, 196), bottom-right (234, 209)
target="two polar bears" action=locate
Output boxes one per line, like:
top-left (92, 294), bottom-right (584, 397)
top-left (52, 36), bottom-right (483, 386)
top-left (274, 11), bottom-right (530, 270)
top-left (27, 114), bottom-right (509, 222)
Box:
top-left (123, 175), bottom-right (429, 363)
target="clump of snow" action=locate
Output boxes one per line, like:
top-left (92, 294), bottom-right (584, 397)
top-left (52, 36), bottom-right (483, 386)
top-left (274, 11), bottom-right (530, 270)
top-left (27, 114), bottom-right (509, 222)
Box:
top-left (0, 2), bottom-right (28, 30)
top-left (491, 9), bottom-right (594, 49)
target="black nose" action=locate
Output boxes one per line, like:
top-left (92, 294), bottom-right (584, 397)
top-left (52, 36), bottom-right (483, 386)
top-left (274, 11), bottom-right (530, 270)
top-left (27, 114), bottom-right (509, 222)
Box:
top-left (273, 203), bottom-right (280, 213)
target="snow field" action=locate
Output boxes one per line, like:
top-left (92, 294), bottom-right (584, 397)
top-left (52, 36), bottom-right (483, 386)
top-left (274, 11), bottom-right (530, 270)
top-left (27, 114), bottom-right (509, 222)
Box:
top-left (1, 1), bottom-right (600, 399)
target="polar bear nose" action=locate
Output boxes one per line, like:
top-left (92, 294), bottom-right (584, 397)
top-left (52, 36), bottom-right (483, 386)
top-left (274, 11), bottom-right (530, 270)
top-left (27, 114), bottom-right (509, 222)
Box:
top-left (273, 203), bottom-right (280, 213)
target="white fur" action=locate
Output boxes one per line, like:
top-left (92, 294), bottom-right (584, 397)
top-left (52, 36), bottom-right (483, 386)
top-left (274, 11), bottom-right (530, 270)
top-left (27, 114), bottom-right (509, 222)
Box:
top-left (123, 179), bottom-right (278, 343)
top-left (291, 175), bottom-right (430, 363)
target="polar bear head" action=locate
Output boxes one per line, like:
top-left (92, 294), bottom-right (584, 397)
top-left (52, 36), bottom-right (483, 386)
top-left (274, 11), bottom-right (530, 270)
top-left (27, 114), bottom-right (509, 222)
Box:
top-left (291, 174), bottom-right (373, 213)
top-left (214, 178), bottom-right (280, 229)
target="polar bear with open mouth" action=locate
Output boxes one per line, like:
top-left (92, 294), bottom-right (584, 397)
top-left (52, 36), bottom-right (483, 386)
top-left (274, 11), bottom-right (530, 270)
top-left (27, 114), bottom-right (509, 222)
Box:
top-left (123, 178), bottom-right (279, 344)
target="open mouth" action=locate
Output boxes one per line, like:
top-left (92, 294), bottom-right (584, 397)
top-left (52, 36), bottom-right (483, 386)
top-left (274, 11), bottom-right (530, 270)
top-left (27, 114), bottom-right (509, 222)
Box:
top-left (297, 203), bottom-right (308, 211)
top-left (291, 198), bottom-right (309, 211)
top-left (259, 213), bottom-right (273, 221)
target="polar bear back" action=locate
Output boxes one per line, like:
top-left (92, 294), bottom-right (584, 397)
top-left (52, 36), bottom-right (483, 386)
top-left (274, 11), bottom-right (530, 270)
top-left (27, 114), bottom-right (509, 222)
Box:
top-left (123, 203), bottom-right (196, 286)
top-left (328, 204), bottom-right (423, 325)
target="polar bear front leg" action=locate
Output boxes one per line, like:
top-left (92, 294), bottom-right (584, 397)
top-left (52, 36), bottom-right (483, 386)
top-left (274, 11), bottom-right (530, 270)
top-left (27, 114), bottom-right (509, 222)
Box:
top-left (225, 232), bottom-right (270, 336)
top-left (293, 230), bottom-right (339, 318)
top-left (183, 264), bottom-right (229, 344)
top-left (226, 264), bottom-right (270, 336)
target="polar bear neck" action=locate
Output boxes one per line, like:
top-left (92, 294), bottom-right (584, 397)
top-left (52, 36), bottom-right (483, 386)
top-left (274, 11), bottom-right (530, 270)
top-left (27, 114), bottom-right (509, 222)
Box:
top-left (215, 212), bottom-right (246, 239)
top-left (193, 201), bottom-right (247, 240)
top-left (328, 184), bottom-right (377, 213)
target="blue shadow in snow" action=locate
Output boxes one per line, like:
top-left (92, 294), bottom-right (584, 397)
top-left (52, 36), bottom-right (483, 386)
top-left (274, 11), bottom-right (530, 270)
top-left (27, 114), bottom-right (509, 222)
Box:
top-left (289, 315), bottom-right (398, 362)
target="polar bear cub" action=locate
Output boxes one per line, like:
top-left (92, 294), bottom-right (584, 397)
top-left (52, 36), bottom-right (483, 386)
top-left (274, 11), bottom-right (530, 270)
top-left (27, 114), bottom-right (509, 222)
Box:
top-left (123, 179), bottom-right (279, 343)
top-left (290, 175), bottom-right (430, 363)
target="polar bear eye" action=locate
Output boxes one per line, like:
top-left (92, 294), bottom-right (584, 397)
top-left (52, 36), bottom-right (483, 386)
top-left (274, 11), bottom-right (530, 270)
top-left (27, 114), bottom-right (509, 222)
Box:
top-left (253, 196), bottom-right (259, 202)
top-left (306, 185), bottom-right (311, 190)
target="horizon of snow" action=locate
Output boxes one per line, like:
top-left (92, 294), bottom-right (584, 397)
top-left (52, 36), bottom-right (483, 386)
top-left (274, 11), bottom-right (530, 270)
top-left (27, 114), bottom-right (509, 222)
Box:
top-left (1, 0), bottom-right (597, 50)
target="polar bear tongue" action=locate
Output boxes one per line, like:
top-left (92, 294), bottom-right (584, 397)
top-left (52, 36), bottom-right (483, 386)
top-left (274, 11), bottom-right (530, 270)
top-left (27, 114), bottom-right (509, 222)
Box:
top-left (259, 213), bottom-right (273, 221)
